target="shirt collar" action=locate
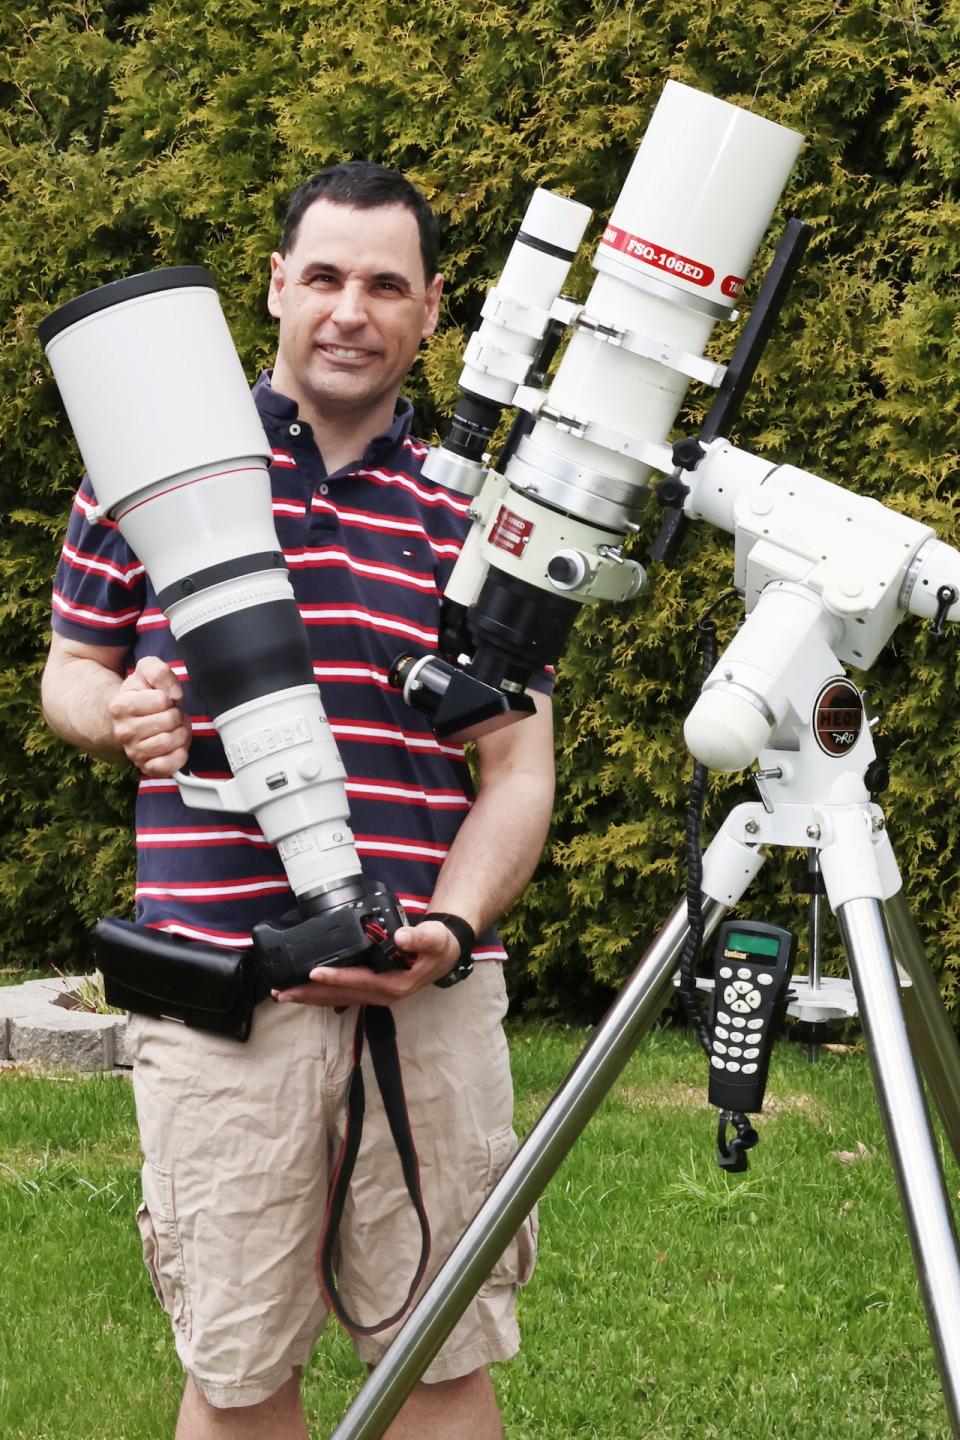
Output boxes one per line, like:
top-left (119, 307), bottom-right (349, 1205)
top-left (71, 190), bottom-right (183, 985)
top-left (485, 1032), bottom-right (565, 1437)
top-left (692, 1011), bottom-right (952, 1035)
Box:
top-left (252, 370), bottom-right (415, 461)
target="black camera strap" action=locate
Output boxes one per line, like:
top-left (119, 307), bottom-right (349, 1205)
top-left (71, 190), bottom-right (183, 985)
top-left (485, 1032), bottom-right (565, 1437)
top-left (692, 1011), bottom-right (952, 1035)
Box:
top-left (319, 1004), bottom-right (432, 1335)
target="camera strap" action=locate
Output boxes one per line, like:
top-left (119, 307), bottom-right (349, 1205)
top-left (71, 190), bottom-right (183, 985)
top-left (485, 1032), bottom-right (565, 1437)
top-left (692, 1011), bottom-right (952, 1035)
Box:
top-left (318, 1004), bottom-right (432, 1335)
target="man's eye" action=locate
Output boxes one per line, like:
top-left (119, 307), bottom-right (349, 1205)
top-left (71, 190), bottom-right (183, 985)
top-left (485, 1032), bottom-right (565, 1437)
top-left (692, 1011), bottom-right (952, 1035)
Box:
top-left (375, 281), bottom-right (402, 294)
top-left (309, 273), bottom-right (337, 287)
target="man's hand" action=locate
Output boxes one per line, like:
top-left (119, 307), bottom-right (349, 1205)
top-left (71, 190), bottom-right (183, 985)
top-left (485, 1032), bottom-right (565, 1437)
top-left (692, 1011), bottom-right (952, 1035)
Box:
top-left (109, 657), bottom-right (192, 777)
top-left (273, 918), bottom-right (463, 1009)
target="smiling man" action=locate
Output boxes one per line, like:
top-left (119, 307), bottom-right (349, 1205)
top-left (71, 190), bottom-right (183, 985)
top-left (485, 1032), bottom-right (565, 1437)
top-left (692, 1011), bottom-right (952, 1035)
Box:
top-left (41, 164), bottom-right (555, 1440)
top-left (267, 193), bottom-right (443, 467)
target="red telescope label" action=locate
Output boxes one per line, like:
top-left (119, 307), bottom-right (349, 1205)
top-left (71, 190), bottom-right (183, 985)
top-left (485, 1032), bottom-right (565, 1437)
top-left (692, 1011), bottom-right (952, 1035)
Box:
top-left (602, 224), bottom-right (715, 289)
top-left (814, 679), bottom-right (864, 756)
top-left (488, 505), bottom-right (534, 558)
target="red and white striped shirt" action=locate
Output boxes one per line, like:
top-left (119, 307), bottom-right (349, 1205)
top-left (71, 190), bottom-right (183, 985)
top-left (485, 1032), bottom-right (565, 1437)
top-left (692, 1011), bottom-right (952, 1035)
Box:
top-left (51, 374), bottom-right (527, 957)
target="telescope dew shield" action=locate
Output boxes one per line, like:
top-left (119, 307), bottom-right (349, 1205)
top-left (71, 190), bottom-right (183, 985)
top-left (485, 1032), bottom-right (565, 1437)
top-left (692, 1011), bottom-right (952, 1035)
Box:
top-left (596, 81), bottom-right (802, 312)
top-left (39, 268), bottom-right (362, 908)
top-left (530, 80), bottom-right (804, 502)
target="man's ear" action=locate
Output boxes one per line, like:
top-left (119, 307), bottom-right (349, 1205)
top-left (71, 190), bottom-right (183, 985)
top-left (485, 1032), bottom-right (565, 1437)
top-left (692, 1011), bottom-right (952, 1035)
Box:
top-left (421, 273), bottom-right (444, 340)
top-left (266, 252), bottom-right (285, 320)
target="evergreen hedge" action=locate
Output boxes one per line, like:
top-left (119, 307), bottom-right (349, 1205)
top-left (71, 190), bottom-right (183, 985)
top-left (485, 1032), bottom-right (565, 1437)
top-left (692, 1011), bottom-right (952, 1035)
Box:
top-left (2, 0), bottom-right (958, 1014)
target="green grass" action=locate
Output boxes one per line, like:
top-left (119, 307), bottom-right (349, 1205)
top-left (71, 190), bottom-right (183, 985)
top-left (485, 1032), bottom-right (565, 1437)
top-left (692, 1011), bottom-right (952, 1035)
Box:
top-left (1, 1023), bottom-right (956, 1438)
top-left (0, 966), bottom-right (56, 987)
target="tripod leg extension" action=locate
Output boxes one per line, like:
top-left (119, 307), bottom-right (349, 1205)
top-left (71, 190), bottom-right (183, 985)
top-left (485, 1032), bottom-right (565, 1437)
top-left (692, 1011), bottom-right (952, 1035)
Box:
top-left (883, 891), bottom-right (960, 1167)
top-left (329, 895), bottom-right (727, 1440)
top-left (839, 897), bottom-right (960, 1436)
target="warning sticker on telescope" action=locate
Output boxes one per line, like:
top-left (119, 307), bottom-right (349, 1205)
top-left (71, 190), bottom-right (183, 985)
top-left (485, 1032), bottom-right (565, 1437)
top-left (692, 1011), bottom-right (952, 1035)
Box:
top-left (814, 679), bottom-right (864, 756)
top-left (602, 224), bottom-right (715, 288)
top-left (489, 505), bottom-right (534, 557)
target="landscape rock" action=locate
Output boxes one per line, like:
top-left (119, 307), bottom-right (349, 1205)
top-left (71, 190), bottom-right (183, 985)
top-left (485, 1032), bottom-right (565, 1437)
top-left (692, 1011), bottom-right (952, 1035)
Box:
top-left (0, 975), bottom-right (129, 1071)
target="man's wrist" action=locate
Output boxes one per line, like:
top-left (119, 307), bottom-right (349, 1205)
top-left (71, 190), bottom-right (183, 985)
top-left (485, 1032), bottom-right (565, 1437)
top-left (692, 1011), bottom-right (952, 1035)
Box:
top-left (423, 912), bottom-right (476, 987)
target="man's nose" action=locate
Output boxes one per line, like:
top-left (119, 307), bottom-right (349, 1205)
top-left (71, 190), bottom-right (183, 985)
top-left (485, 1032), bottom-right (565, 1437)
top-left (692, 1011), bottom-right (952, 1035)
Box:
top-left (330, 281), bottom-right (368, 327)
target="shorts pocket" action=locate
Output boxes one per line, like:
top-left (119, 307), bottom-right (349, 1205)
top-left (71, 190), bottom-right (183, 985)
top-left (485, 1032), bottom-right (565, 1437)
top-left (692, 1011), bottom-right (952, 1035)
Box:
top-left (136, 1161), bottom-right (193, 1338)
top-left (478, 1126), bottom-right (538, 1292)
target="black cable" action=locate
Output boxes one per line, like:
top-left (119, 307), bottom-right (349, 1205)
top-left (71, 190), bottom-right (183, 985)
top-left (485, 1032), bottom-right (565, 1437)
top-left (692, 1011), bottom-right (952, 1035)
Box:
top-left (676, 589), bottom-right (760, 1171)
top-left (676, 590), bottom-right (741, 1053)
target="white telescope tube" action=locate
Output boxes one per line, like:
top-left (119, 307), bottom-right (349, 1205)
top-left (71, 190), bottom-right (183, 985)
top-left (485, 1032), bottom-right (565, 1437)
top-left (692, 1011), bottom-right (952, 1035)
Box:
top-left (40, 269), bottom-right (361, 904)
top-left (523, 81), bottom-right (804, 500)
top-left (399, 82), bottom-right (805, 746)
top-left (458, 187), bottom-right (593, 409)
top-left (448, 82), bottom-right (803, 622)
top-left (423, 188), bottom-right (592, 496)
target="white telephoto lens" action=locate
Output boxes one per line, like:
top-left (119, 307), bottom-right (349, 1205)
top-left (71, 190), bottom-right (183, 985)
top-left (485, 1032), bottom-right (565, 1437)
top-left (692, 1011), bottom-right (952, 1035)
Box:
top-left (40, 269), bottom-right (363, 902)
top-left (41, 271), bottom-right (272, 521)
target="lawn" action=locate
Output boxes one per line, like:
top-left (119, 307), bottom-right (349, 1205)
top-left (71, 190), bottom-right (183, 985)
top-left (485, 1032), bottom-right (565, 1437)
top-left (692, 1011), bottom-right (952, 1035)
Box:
top-left (1, 1021), bottom-right (955, 1438)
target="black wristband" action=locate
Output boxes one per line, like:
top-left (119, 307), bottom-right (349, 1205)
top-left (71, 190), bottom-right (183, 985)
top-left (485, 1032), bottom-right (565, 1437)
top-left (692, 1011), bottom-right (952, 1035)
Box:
top-left (423, 912), bottom-right (476, 987)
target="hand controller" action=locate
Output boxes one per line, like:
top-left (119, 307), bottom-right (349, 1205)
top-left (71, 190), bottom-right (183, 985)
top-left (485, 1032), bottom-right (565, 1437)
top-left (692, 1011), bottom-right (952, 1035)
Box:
top-left (707, 919), bottom-right (796, 1113)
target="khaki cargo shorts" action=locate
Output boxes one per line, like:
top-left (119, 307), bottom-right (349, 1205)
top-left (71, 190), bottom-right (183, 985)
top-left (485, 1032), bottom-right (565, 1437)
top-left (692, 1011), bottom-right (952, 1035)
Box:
top-left (127, 962), bottom-right (537, 1408)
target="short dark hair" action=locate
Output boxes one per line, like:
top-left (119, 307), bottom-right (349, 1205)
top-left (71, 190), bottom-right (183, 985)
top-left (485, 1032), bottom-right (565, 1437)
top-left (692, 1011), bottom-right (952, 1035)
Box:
top-left (278, 162), bottom-right (440, 281)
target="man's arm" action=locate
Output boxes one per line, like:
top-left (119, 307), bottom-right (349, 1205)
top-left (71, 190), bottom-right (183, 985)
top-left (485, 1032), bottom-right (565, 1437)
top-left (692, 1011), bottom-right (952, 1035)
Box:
top-left (424, 688), bottom-right (555, 933)
top-left (277, 690), bottom-right (555, 1007)
top-left (41, 633), bottom-right (191, 774)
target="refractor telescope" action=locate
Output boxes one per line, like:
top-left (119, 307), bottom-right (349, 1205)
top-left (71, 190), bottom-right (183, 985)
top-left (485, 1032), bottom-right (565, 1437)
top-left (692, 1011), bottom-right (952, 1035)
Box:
top-left (393, 81), bottom-right (804, 737)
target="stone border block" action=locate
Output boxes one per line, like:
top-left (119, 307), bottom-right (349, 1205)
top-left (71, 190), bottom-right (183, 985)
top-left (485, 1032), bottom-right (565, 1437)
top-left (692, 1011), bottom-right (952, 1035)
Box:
top-left (0, 974), bottom-right (129, 1072)
top-left (9, 1010), bottom-right (124, 1072)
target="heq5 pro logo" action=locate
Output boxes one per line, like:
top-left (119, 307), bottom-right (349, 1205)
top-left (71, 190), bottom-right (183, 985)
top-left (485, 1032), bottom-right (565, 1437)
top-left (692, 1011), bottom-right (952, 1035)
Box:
top-left (813, 680), bottom-right (864, 757)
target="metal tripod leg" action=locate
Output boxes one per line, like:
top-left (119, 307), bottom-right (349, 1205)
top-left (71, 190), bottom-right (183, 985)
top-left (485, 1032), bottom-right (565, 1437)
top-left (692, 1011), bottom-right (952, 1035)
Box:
top-left (883, 890), bottom-right (960, 1166)
top-left (329, 895), bottom-right (727, 1440)
top-left (839, 897), bottom-right (960, 1435)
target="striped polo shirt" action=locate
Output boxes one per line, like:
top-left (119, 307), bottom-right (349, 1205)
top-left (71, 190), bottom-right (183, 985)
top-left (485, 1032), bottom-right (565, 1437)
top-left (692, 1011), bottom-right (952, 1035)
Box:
top-left (51, 372), bottom-right (515, 960)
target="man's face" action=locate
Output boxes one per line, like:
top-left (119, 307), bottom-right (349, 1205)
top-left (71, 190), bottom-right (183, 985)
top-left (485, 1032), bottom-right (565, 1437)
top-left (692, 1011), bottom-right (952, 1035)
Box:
top-left (267, 199), bottom-right (442, 424)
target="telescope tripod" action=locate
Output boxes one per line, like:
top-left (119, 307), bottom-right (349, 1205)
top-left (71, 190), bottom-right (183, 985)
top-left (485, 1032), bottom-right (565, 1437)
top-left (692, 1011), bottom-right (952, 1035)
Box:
top-left (332, 653), bottom-right (960, 1440)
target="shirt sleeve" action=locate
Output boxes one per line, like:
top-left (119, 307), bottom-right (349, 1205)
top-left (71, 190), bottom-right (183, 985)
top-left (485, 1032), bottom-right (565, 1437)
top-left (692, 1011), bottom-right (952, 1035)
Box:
top-left (525, 665), bottom-right (556, 696)
top-left (50, 476), bottom-right (146, 649)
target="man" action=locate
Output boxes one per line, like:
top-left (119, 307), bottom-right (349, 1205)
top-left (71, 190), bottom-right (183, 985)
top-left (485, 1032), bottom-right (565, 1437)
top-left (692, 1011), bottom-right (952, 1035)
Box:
top-left (41, 163), bottom-right (555, 1440)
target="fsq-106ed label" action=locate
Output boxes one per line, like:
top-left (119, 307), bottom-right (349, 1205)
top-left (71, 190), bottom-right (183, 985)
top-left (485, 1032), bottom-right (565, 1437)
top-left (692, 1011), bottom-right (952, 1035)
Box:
top-left (602, 223), bottom-right (743, 298)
